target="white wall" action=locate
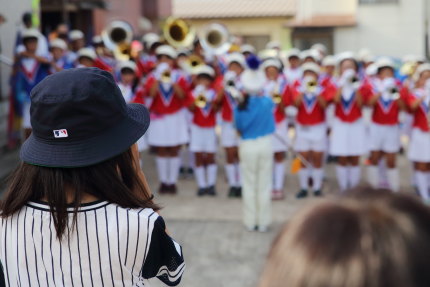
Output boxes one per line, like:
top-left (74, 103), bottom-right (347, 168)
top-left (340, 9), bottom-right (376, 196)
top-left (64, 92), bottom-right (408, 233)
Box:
top-left (0, 0), bottom-right (33, 98)
top-left (334, 0), bottom-right (426, 58)
top-left (296, 0), bottom-right (356, 20)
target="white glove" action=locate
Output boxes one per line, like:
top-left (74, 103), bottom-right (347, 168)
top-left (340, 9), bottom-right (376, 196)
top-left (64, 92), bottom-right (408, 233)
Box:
top-left (154, 63), bottom-right (170, 81)
top-left (224, 71), bottom-right (237, 86)
top-left (338, 69), bottom-right (358, 89)
top-left (194, 84), bottom-right (206, 95)
top-left (300, 76), bottom-right (320, 97)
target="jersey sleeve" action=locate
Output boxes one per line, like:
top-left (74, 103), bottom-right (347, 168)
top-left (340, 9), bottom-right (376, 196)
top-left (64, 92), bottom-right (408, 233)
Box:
top-left (141, 216), bottom-right (185, 286)
top-left (358, 82), bottom-right (374, 104)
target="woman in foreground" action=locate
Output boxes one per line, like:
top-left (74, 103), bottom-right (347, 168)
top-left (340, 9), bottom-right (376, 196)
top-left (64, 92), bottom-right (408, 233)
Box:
top-left (0, 67), bottom-right (185, 286)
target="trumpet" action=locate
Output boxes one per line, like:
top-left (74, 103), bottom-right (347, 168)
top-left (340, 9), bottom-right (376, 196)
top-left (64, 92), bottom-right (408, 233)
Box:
top-left (195, 94), bottom-right (207, 108)
top-left (161, 70), bottom-right (171, 83)
top-left (163, 17), bottom-right (196, 48)
top-left (350, 76), bottom-right (359, 84)
top-left (306, 81), bottom-right (317, 93)
top-left (388, 86), bottom-right (400, 100)
top-left (272, 93), bottom-right (282, 104)
top-left (101, 20), bottom-right (133, 61)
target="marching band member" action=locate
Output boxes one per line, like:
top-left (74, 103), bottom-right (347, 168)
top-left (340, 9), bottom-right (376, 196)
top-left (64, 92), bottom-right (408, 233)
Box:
top-left (234, 55), bottom-right (275, 232)
top-left (219, 52), bottom-right (246, 197)
top-left (49, 38), bottom-right (73, 73)
top-left (291, 62), bottom-right (336, 198)
top-left (137, 33), bottom-right (161, 78)
top-left (361, 58), bottom-right (404, 192)
top-left (13, 28), bottom-right (50, 139)
top-left (261, 58), bottom-right (289, 200)
top-left (284, 48), bottom-right (302, 83)
top-left (116, 60), bottom-right (139, 103)
top-left (67, 29), bottom-right (85, 63)
top-left (405, 63), bottom-right (430, 203)
top-left (75, 47), bottom-right (97, 68)
top-left (330, 53), bottom-right (366, 191)
top-left (188, 65), bottom-right (220, 196)
top-left (240, 44), bottom-right (256, 58)
top-left (145, 45), bottom-right (190, 194)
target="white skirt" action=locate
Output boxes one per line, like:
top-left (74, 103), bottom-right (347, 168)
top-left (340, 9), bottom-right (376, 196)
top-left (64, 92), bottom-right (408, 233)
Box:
top-left (147, 109), bottom-right (189, 147)
top-left (221, 121), bottom-right (239, 148)
top-left (330, 118), bottom-right (366, 156)
top-left (272, 120), bottom-right (289, 153)
top-left (368, 123), bottom-right (400, 153)
top-left (190, 124), bottom-right (217, 153)
top-left (408, 128), bottom-right (430, 162)
top-left (294, 123), bottom-right (327, 152)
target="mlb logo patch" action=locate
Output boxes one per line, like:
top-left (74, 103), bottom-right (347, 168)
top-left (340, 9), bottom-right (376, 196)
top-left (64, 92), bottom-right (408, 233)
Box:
top-left (53, 129), bottom-right (68, 138)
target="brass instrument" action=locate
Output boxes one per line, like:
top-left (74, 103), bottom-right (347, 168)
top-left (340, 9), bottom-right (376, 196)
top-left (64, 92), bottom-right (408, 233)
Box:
top-left (163, 17), bottom-right (196, 48)
top-left (388, 86), bottom-right (400, 100)
top-left (101, 20), bottom-right (133, 61)
top-left (306, 80), bottom-right (317, 93)
top-left (195, 94), bottom-right (207, 108)
top-left (161, 70), bottom-right (171, 84)
top-left (350, 76), bottom-right (359, 84)
top-left (400, 62), bottom-right (417, 77)
top-left (271, 82), bottom-right (282, 104)
top-left (199, 23), bottom-right (231, 55)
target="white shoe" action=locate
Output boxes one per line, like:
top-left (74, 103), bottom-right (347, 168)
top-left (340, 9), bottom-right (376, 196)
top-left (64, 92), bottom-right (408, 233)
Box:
top-left (257, 226), bottom-right (269, 233)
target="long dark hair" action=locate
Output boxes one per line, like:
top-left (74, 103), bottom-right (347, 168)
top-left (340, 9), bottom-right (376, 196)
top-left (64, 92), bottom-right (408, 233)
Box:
top-left (0, 147), bottom-right (159, 239)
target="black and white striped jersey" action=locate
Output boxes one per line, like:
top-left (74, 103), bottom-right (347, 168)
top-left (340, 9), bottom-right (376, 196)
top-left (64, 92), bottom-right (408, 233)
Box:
top-left (0, 200), bottom-right (185, 287)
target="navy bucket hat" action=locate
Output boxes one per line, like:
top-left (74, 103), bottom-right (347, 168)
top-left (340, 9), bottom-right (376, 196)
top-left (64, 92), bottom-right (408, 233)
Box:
top-left (20, 67), bottom-right (150, 167)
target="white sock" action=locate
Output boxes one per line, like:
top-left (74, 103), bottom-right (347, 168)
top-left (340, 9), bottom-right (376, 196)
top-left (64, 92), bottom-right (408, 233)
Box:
top-left (195, 166), bottom-right (207, 188)
top-left (386, 168), bottom-right (400, 192)
top-left (225, 164), bottom-right (236, 187)
top-left (336, 165), bottom-right (348, 192)
top-left (349, 166), bottom-right (361, 188)
top-left (274, 162), bottom-right (285, 190)
top-left (179, 147), bottom-right (187, 168)
top-left (298, 168), bottom-right (309, 190)
top-left (235, 163), bottom-right (242, 187)
top-left (367, 165), bottom-right (379, 188)
top-left (415, 171), bottom-right (429, 200)
top-left (207, 164), bottom-right (217, 186)
top-left (168, 157), bottom-right (181, 184)
top-left (156, 157), bottom-right (168, 184)
top-left (312, 168), bottom-right (324, 191)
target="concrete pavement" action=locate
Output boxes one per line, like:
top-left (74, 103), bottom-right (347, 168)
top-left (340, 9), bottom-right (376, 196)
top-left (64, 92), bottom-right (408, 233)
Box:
top-left (0, 145), bottom-right (416, 287)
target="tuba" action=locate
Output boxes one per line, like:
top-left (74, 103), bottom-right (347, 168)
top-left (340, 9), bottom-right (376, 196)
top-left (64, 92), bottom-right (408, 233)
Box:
top-left (102, 20), bottom-right (133, 61)
top-left (198, 23), bottom-right (231, 55)
top-left (163, 17), bottom-right (196, 48)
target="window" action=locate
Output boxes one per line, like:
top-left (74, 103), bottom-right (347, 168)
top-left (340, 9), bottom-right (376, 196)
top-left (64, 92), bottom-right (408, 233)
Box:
top-left (359, 0), bottom-right (399, 4)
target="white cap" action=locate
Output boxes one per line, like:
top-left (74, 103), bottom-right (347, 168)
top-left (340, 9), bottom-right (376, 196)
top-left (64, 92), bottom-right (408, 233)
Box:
top-left (336, 51), bottom-right (356, 65)
top-left (117, 60), bottom-right (137, 72)
top-left (22, 28), bottom-right (40, 40)
top-left (311, 43), bottom-right (327, 55)
top-left (69, 30), bottom-right (84, 41)
top-left (92, 35), bottom-right (103, 44)
top-left (50, 38), bottom-right (67, 50)
top-left (300, 49), bottom-right (320, 62)
top-left (301, 62), bottom-right (321, 74)
top-left (266, 41), bottom-right (281, 50)
top-left (77, 47), bottom-right (96, 61)
top-left (240, 44), bottom-right (256, 54)
top-left (365, 63), bottom-right (378, 77)
top-left (415, 63), bottom-right (430, 78)
top-left (226, 52), bottom-right (246, 67)
top-left (286, 48), bottom-right (300, 59)
top-left (261, 58), bottom-right (282, 70)
top-left (375, 57), bottom-right (395, 71)
top-left (258, 49), bottom-right (278, 61)
top-left (155, 45), bottom-right (177, 59)
top-left (241, 69), bottom-right (266, 94)
top-left (322, 55), bottom-right (336, 67)
top-left (142, 33), bottom-right (160, 49)
top-left (193, 65), bottom-right (215, 78)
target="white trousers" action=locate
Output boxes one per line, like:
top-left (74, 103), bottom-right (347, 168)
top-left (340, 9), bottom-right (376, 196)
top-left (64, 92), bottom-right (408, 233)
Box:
top-left (239, 135), bottom-right (273, 229)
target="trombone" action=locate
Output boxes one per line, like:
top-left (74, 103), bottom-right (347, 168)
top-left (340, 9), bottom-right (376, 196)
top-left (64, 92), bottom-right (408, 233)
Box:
top-left (101, 20), bottom-right (133, 61)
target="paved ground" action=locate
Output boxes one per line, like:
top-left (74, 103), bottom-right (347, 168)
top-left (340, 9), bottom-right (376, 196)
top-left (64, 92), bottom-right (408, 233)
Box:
top-left (0, 143), bottom-right (415, 287)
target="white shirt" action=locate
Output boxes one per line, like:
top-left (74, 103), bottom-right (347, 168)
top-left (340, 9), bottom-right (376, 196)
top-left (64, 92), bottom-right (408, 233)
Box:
top-left (0, 201), bottom-right (185, 287)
